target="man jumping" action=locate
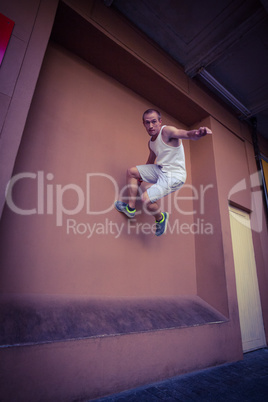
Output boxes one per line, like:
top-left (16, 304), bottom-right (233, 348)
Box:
top-left (115, 109), bottom-right (212, 236)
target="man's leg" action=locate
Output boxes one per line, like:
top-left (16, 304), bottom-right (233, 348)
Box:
top-left (141, 182), bottom-right (169, 236)
top-left (141, 191), bottom-right (162, 222)
top-left (115, 165), bottom-right (169, 236)
top-left (127, 168), bottom-right (163, 222)
top-left (114, 167), bottom-right (142, 218)
top-left (142, 191), bottom-right (169, 236)
top-left (126, 167), bottom-right (142, 209)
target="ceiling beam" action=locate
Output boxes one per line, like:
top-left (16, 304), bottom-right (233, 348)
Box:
top-left (197, 68), bottom-right (251, 118)
top-left (260, 0), bottom-right (268, 14)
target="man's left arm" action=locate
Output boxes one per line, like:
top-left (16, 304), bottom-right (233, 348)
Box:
top-left (165, 126), bottom-right (212, 141)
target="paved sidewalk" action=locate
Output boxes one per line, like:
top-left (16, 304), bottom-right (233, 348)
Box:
top-left (93, 347), bottom-right (268, 401)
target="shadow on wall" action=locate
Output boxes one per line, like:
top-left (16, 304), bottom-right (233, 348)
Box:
top-left (0, 294), bottom-right (227, 347)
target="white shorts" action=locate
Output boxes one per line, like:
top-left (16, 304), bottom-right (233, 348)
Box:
top-left (136, 164), bottom-right (185, 203)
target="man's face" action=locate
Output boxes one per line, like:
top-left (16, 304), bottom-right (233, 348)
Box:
top-left (143, 112), bottom-right (162, 136)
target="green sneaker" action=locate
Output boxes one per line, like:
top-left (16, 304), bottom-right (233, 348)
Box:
top-left (155, 212), bottom-right (169, 236)
top-left (114, 201), bottom-right (136, 218)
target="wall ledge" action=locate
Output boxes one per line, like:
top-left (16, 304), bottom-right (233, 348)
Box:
top-left (0, 294), bottom-right (227, 348)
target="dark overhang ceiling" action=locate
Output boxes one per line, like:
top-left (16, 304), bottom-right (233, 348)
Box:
top-left (108, 0), bottom-right (268, 141)
top-left (51, 1), bottom-right (208, 126)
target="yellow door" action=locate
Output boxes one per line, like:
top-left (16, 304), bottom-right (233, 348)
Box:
top-left (262, 158), bottom-right (268, 191)
top-left (229, 206), bottom-right (266, 352)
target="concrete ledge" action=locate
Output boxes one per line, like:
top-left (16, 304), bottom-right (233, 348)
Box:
top-left (0, 295), bottom-right (227, 347)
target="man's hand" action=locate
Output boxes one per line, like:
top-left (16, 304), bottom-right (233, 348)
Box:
top-left (192, 127), bottom-right (212, 140)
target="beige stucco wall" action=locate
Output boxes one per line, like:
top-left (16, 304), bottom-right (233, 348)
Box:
top-left (0, 41), bottom-right (199, 297)
top-left (0, 0), bottom-right (59, 218)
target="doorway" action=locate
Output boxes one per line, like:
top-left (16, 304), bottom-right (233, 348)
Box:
top-left (229, 205), bottom-right (266, 352)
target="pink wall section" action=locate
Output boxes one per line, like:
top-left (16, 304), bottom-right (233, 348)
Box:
top-left (0, 42), bottom-right (197, 297)
top-left (190, 122), bottom-right (229, 316)
top-left (211, 118), bottom-right (268, 335)
top-left (0, 0), bottom-right (59, 217)
top-left (0, 320), bottom-right (242, 402)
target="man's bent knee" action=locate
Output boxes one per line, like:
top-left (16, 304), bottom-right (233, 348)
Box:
top-left (141, 192), bottom-right (161, 215)
top-left (141, 191), bottom-right (153, 207)
top-left (127, 167), bottom-right (141, 179)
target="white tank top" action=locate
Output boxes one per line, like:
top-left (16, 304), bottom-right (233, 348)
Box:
top-left (149, 125), bottom-right (186, 180)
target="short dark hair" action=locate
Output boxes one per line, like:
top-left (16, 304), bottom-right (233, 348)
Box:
top-left (142, 109), bottom-right (161, 121)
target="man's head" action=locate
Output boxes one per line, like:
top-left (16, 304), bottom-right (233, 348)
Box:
top-left (143, 109), bottom-right (162, 136)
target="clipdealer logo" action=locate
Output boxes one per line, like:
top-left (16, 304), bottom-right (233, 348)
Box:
top-left (65, 217), bottom-right (213, 238)
top-left (228, 171), bottom-right (264, 233)
top-left (5, 171), bottom-right (216, 236)
top-left (5, 172), bottom-right (118, 226)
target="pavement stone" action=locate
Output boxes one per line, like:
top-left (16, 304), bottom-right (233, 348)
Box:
top-left (92, 347), bottom-right (268, 401)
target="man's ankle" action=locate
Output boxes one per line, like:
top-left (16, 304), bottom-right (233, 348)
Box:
top-left (155, 213), bottom-right (164, 222)
top-left (127, 205), bottom-right (136, 212)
